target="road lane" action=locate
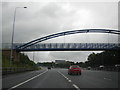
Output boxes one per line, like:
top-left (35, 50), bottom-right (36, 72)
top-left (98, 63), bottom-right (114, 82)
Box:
top-left (2, 68), bottom-right (119, 89)
top-left (3, 68), bottom-right (75, 89)
top-left (2, 68), bottom-right (47, 89)
top-left (15, 68), bottom-right (74, 88)
top-left (8, 70), bottom-right (48, 90)
top-left (58, 69), bottom-right (118, 88)
top-left (57, 71), bottom-right (81, 90)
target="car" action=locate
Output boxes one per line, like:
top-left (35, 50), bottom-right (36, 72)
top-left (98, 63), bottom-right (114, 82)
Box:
top-left (99, 65), bottom-right (104, 70)
top-left (48, 67), bottom-right (51, 70)
top-left (87, 66), bottom-right (91, 70)
top-left (68, 65), bottom-right (81, 75)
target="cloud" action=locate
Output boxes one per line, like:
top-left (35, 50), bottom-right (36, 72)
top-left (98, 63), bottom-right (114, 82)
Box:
top-left (25, 51), bottom-right (102, 63)
top-left (49, 51), bottom-right (92, 62)
top-left (2, 2), bottom-right (118, 63)
top-left (2, 2), bottom-right (118, 43)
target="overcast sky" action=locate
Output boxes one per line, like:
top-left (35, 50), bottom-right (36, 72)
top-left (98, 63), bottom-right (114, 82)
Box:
top-left (2, 1), bottom-right (119, 63)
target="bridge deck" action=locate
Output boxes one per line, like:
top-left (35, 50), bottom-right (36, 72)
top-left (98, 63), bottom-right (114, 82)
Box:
top-left (3, 43), bottom-right (119, 51)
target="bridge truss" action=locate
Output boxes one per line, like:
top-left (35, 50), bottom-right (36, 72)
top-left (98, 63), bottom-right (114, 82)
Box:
top-left (4, 29), bottom-right (120, 51)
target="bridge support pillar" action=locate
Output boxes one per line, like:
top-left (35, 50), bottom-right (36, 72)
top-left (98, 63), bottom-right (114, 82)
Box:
top-left (12, 50), bottom-right (20, 63)
top-left (2, 50), bottom-right (20, 63)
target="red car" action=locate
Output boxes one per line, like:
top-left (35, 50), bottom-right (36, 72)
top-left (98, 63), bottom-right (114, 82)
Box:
top-left (68, 65), bottom-right (81, 75)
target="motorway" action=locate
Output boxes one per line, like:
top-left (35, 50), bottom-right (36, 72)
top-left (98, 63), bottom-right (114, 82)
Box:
top-left (2, 68), bottom-right (119, 90)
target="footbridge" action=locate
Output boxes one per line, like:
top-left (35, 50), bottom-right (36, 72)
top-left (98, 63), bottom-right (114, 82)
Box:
top-left (3, 29), bottom-right (120, 51)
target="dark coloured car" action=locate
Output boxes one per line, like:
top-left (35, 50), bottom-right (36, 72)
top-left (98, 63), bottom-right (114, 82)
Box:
top-left (68, 65), bottom-right (81, 75)
top-left (87, 66), bottom-right (91, 70)
top-left (48, 67), bottom-right (51, 70)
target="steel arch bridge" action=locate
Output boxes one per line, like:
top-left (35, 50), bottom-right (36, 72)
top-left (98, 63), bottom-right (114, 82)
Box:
top-left (14, 29), bottom-right (120, 51)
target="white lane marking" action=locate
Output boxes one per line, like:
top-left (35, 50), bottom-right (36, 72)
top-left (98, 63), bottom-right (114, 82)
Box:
top-left (57, 71), bottom-right (69, 81)
top-left (104, 77), bottom-right (112, 80)
top-left (73, 84), bottom-right (81, 90)
top-left (8, 70), bottom-right (48, 90)
top-left (57, 71), bottom-right (81, 90)
top-left (68, 80), bottom-right (72, 82)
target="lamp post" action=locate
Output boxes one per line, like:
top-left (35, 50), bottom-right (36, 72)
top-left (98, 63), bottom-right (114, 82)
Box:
top-left (10, 7), bottom-right (27, 66)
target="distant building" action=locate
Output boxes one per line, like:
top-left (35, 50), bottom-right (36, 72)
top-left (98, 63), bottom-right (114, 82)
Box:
top-left (55, 60), bottom-right (66, 64)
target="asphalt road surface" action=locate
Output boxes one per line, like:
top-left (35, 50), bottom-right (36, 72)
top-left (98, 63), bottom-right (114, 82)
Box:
top-left (2, 68), bottom-right (119, 90)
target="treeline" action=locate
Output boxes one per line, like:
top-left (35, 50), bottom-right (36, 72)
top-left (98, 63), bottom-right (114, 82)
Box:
top-left (84, 51), bottom-right (120, 67)
top-left (19, 53), bottom-right (37, 68)
top-left (37, 61), bottom-right (75, 68)
top-left (2, 53), bottom-right (39, 75)
top-left (37, 51), bottom-right (120, 69)
top-left (2, 53), bottom-right (37, 69)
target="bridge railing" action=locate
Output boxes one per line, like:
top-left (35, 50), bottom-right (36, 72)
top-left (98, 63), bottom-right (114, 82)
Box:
top-left (18, 43), bottom-right (120, 50)
top-left (2, 43), bottom-right (120, 51)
